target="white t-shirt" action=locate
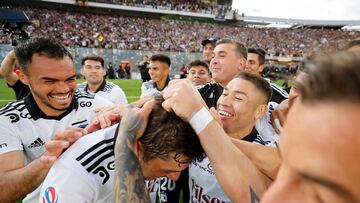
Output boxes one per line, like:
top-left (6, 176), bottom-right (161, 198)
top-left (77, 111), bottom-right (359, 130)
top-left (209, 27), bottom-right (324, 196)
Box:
top-left (39, 125), bottom-right (118, 203)
top-left (0, 91), bottom-right (112, 203)
top-left (140, 79), bottom-right (169, 98)
top-left (78, 80), bottom-right (128, 104)
top-left (189, 129), bottom-right (278, 203)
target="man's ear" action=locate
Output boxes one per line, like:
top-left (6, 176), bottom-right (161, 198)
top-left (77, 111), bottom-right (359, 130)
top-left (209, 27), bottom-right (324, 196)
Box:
top-left (259, 64), bottom-right (265, 72)
top-left (17, 69), bottom-right (29, 85)
top-left (135, 140), bottom-right (143, 158)
top-left (254, 104), bottom-right (268, 120)
top-left (238, 58), bottom-right (247, 71)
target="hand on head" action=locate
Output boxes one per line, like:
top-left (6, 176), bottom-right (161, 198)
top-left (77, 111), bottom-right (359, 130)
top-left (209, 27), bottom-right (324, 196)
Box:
top-left (162, 79), bottom-right (207, 122)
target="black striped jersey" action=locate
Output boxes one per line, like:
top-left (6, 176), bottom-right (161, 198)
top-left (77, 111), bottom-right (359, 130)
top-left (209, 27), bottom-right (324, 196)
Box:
top-left (78, 80), bottom-right (128, 105)
top-left (0, 91), bottom-right (112, 203)
top-left (40, 124), bottom-right (119, 203)
top-left (189, 128), bottom-right (278, 203)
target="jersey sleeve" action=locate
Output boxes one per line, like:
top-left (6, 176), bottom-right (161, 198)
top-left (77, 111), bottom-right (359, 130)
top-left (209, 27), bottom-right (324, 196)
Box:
top-left (114, 86), bottom-right (128, 104)
top-left (0, 117), bottom-right (23, 154)
top-left (39, 159), bottom-right (96, 203)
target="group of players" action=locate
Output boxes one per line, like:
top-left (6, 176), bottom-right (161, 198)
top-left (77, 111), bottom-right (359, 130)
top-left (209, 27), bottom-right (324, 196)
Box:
top-left (0, 36), bottom-right (359, 203)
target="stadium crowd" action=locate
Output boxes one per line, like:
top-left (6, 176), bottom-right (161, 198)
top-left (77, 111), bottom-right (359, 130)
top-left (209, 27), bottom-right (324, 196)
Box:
top-left (1, 6), bottom-right (360, 57)
top-left (88, 0), bottom-right (232, 15)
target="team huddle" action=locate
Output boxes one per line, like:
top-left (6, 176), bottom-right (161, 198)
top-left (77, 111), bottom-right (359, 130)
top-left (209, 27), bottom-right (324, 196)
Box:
top-left (0, 36), bottom-right (359, 203)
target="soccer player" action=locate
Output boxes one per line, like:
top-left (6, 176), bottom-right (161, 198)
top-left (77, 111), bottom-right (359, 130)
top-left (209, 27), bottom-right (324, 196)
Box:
top-left (78, 54), bottom-right (128, 104)
top-left (140, 54), bottom-right (171, 98)
top-left (0, 37), bottom-right (112, 203)
top-left (40, 95), bottom-right (204, 202)
top-left (0, 50), bottom-right (30, 100)
top-left (161, 51), bottom-right (360, 202)
top-left (186, 60), bottom-right (211, 88)
top-left (245, 48), bottom-right (288, 104)
top-left (188, 72), bottom-right (277, 202)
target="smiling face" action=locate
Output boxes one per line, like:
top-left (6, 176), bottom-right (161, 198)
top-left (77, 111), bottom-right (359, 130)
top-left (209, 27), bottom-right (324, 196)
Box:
top-left (262, 102), bottom-right (360, 203)
top-left (140, 153), bottom-right (190, 181)
top-left (187, 65), bottom-right (211, 86)
top-left (19, 54), bottom-right (77, 116)
top-left (245, 53), bottom-right (264, 74)
top-left (210, 43), bottom-right (245, 87)
top-left (148, 60), bottom-right (169, 84)
top-left (216, 78), bottom-right (266, 135)
top-left (81, 59), bottom-right (105, 86)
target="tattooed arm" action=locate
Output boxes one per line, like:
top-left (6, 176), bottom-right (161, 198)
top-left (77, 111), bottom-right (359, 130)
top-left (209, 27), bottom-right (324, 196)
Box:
top-left (113, 102), bottom-right (154, 203)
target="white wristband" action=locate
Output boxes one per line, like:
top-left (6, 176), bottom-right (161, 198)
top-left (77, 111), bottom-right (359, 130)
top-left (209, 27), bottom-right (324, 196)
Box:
top-left (189, 107), bottom-right (214, 134)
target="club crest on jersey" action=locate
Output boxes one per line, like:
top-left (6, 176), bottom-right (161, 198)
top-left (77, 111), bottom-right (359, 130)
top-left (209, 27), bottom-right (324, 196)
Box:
top-left (42, 186), bottom-right (58, 203)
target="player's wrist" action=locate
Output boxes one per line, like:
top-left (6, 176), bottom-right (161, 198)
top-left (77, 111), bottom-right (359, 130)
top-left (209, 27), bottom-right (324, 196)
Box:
top-left (189, 106), bottom-right (214, 134)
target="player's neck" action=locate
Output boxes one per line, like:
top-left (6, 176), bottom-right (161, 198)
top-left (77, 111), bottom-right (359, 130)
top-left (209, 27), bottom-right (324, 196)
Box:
top-left (229, 125), bottom-right (254, 140)
top-left (88, 81), bottom-right (103, 93)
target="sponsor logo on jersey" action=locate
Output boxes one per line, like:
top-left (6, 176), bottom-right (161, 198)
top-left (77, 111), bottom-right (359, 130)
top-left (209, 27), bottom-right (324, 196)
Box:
top-left (190, 179), bottom-right (231, 203)
top-left (28, 138), bottom-right (45, 148)
top-left (42, 186), bottom-right (58, 203)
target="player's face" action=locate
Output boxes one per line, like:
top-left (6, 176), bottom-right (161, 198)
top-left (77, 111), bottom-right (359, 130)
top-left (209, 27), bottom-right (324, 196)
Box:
top-left (148, 61), bottom-right (169, 84)
top-left (81, 59), bottom-right (105, 85)
top-left (20, 54), bottom-right (77, 116)
top-left (262, 102), bottom-right (360, 203)
top-left (141, 153), bottom-right (190, 181)
top-left (187, 66), bottom-right (211, 86)
top-left (203, 43), bottom-right (215, 62)
top-left (216, 78), bottom-right (264, 135)
top-left (210, 43), bottom-right (245, 87)
top-left (245, 53), bottom-right (264, 74)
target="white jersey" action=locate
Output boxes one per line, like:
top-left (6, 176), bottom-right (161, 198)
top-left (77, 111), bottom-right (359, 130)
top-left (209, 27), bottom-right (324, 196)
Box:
top-left (255, 79), bottom-right (289, 138)
top-left (78, 80), bottom-right (128, 104)
top-left (140, 78), bottom-right (170, 98)
top-left (0, 91), bottom-right (112, 203)
top-left (40, 125), bottom-right (118, 203)
top-left (189, 129), bottom-right (278, 203)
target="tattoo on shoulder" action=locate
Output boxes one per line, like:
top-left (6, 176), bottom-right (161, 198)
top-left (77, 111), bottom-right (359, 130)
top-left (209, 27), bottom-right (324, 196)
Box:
top-left (113, 107), bottom-right (151, 203)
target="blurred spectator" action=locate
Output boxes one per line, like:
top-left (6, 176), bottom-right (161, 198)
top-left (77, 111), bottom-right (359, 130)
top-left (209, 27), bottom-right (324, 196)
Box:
top-left (138, 55), bottom-right (150, 82)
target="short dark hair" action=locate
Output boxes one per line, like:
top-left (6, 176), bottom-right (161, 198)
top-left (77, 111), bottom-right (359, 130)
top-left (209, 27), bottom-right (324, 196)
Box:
top-left (140, 95), bottom-right (205, 163)
top-left (81, 54), bottom-right (104, 68)
top-left (236, 72), bottom-right (272, 104)
top-left (298, 51), bottom-right (360, 104)
top-left (248, 48), bottom-right (267, 65)
top-left (216, 38), bottom-right (247, 59)
top-left (150, 54), bottom-right (171, 67)
top-left (14, 37), bottom-right (73, 73)
top-left (188, 60), bottom-right (209, 72)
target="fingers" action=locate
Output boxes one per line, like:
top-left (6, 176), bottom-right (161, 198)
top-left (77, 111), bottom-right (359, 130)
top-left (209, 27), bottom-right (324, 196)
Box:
top-left (44, 140), bottom-right (69, 157)
top-left (53, 127), bottom-right (87, 143)
top-left (138, 99), bottom-right (155, 118)
top-left (133, 96), bottom-right (152, 108)
top-left (209, 107), bottom-right (222, 127)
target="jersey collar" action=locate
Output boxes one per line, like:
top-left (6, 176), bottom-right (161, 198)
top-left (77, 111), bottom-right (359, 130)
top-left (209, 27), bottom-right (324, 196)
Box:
top-left (242, 127), bottom-right (259, 143)
top-left (154, 76), bottom-right (170, 91)
top-left (85, 80), bottom-right (106, 94)
top-left (24, 93), bottom-right (78, 120)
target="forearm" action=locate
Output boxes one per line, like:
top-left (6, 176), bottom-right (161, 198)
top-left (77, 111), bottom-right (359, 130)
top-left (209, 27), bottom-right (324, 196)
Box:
top-left (0, 158), bottom-right (50, 203)
top-left (113, 111), bottom-right (150, 203)
top-left (197, 120), bottom-right (268, 202)
top-left (0, 51), bottom-right (18, 85)
top-left (231, 139), bottom-right (281, 180)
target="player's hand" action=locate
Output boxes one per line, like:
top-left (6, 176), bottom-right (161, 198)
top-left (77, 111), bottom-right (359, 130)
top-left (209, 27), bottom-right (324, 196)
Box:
top-left (88, 97), bottom-right (153, 133)
top-left (41, 127), bottom-right (87, 166)
top-left (271, 99), bottom-right (289, 134)
top-left (162, 79), bottom-right (206, 122)
top-left (117, 99), bottom-right (155, 153)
